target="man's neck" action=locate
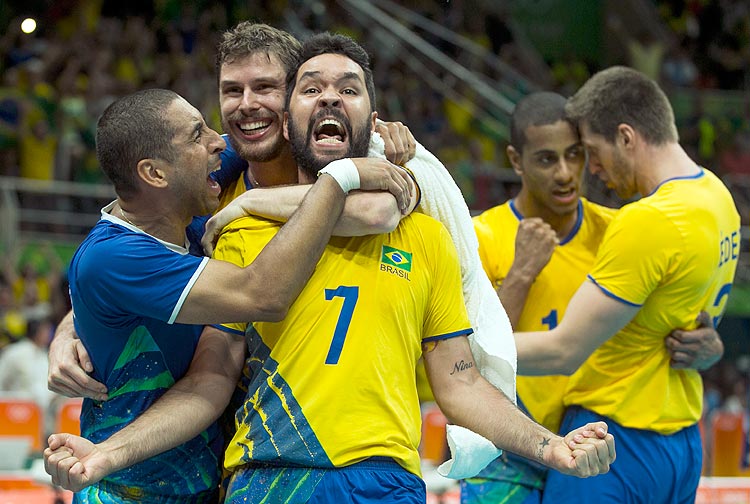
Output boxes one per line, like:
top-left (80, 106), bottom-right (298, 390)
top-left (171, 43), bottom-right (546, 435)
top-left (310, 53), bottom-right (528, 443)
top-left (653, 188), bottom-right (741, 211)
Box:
top-left (115, 199), bottom-right (188, 247)
top-left (248, 149), bottom-right (299, 188)
top-left (636, 142), bottom-right (700, 196)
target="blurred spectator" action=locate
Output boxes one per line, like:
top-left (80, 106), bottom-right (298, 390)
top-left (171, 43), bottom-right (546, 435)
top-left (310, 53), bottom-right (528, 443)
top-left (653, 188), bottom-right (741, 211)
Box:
top-left (720, 130), bottom-right (750, 176)
top-left (0, 316), bottom-right (63, 435)
top-left (0, 275), bottom-right (26, 349)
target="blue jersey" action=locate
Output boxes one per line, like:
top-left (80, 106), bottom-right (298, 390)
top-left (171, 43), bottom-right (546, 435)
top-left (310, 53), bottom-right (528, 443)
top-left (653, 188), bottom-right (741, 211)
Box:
top-left (68, 202), bottom-right (221, 501)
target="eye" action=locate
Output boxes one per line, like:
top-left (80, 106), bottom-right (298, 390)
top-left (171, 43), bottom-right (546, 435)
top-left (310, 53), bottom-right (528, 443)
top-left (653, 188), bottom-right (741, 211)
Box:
top-left (537, 154), bottom-right (557, 165)
top-left (222, 86), bottom-right (242, 96)
top-left (567, 147), bottom-right (585, 160)
top-left (302, 87), bottom-right (319, 94)
top-left (342, 88), bottom-right (357, 95)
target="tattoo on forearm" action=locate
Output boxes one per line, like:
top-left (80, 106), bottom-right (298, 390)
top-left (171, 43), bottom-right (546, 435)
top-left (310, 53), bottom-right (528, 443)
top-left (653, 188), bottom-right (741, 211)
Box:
top-left (449, 359), bottom-right (474, 375)
top-left (536, 437), bottom-right (550, 460)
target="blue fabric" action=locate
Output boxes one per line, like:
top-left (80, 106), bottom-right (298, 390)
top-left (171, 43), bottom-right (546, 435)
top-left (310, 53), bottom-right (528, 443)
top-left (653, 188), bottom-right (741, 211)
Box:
top-left (542, 406), bottom-right (701, 504)
top-left (225, 458), bottom-right (425, 504)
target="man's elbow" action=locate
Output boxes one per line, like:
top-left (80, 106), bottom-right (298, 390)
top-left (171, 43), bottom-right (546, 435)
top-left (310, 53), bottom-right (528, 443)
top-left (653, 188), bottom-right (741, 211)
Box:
top-left (366, 202), bottom-right (401, 233)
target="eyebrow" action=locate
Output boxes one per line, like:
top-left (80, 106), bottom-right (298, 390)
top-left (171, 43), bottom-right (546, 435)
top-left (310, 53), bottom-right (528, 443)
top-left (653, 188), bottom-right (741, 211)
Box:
top-left (298, 71), bottom-right (363, 85)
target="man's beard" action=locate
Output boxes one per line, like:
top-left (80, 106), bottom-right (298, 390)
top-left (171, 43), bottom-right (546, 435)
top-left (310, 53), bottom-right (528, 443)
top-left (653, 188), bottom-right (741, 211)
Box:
top-left (287, 107), bottom-right (371, 180)
top-left (222, 116), bottom-right (286, 163)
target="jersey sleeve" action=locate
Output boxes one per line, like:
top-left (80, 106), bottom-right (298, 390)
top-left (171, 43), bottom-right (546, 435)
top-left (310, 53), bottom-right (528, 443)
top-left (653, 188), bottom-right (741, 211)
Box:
top-left (588, 203), bottom-right (681, 306)
top-left (422, 223), bottom-right (473, 342)
top-left (77, 235), bottom-right (208, 324)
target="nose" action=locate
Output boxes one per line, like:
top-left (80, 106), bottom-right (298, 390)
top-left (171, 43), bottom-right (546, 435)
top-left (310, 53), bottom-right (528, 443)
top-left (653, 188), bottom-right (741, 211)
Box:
top-left (554, 159), bottom-right (574, 183)
top-left (318, 88), bottom-right (341, 108)
top-left (239, 89), bottom-right (259, 114)
top-left (208, 129), bottom-right (226, 154)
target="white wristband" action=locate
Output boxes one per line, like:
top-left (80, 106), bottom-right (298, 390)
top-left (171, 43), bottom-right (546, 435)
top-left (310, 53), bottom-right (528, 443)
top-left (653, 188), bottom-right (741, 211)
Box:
top-left (317, 158), bottom-right (360, 193)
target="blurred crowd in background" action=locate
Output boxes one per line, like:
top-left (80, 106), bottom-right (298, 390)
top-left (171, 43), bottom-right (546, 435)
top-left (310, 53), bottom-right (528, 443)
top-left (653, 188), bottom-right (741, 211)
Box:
top-left (0, 0), bottom-right (747, 456)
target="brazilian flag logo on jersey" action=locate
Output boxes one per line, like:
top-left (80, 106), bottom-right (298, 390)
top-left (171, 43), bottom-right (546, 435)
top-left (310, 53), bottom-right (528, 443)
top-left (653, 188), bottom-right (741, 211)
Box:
top-left (381, 245), bottom-right (412, 272)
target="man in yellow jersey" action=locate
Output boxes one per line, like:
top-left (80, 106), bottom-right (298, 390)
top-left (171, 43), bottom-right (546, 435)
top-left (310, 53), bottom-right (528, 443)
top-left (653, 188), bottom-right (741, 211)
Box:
top-left (463, 92), bottom-right (723, 504)
top-left (514, 67), bottom-right (740, 504)
top-left (213, 33), bottom-right (615, 503)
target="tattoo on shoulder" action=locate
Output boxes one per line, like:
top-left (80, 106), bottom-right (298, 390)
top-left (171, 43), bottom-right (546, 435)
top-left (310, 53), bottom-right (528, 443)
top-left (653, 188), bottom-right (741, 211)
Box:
top-left (449, 359), bottom-right (474, 375)
top-left (536, 437), bottom-right (550, 460)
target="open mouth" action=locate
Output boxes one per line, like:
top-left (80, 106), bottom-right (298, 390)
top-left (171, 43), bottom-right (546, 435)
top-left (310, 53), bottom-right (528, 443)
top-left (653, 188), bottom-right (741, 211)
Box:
top-left (314, 118), bottom-right (347, 144)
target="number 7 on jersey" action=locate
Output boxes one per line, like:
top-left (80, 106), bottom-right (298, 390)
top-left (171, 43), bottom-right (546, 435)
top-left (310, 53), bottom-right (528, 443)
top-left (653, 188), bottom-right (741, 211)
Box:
top-left (324, 286), bottom-right (359, 365)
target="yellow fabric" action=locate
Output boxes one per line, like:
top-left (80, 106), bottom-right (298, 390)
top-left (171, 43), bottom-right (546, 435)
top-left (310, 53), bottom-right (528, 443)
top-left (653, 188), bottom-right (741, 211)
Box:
top-left (568, 169), bottom-right (740, 434)
top-left (473, 198), bottom-right (616, 432)
top-left (215, 212), bottom-right (472, 476)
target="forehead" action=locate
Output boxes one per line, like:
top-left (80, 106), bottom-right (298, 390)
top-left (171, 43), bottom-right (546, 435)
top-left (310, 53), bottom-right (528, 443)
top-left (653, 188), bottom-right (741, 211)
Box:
top-left (220, 52), bottom-right (286, 82)
top-left (167, 98), bottom-right (202, 133)
top-left (523, 120), bottom-right (579, 153)
top-left (577, 121), bottom-right (606, 149)
top-left (295, 53), bottom-right (364, 83)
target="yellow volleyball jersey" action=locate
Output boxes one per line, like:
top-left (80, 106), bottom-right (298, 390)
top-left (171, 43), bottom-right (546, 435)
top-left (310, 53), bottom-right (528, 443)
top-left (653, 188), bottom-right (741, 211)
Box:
top-left (214, 212), bottom-right (472, 477)
top-left (567, 169), bottom-right (740, 434)
top-left (473, 198), bottom-right (616, 433)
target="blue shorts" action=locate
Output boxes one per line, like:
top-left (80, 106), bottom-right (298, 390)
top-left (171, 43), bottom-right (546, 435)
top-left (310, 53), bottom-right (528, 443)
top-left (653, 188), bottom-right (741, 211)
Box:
top-left (225, 457), bottom-right (425, 503)
top-left (542, 406), bottom-right (701, 504)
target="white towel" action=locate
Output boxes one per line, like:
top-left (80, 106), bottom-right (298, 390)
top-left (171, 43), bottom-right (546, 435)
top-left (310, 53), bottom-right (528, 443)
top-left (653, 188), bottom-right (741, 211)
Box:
top-left (368, 132), bottom-right (517, 479)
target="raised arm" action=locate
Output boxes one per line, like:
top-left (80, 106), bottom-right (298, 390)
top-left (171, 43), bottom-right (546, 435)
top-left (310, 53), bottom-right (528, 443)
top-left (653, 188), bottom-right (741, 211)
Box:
top-left (45, 326), bottom-right (244, 491)
top-left (515, 280), bottom-right (639, 375)
top-left (201, 158), bottom-right (419, 255)
top-left (179, 162), bottom-right (411, 324)
top-left (497, 218), bottom-right (558, 327)
top-left (47, 310), bottom-right (108, 401)
top-left (424, 335), bottom-right (615, 476)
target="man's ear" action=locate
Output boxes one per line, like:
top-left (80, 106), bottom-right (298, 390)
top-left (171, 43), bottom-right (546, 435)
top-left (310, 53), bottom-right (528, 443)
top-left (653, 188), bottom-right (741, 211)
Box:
top-left (283, 111), bottom-right (290, 141)
top-left (136, 159), bottom-right (168, 189)
top-left (370, 111), bottom-right (377, 132)
top-left (507, 145), bottom-right (523, 176)
top-left (618, 123), bottom-right (636, 149)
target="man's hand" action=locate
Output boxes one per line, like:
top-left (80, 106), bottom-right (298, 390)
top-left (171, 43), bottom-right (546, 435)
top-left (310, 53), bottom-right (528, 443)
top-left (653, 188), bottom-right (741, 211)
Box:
top-left (202, 198), bottom-right (254, 256)
top-left (514, 218), bottom-right (558, 279)
top-left (549, 421), bottom-right (615, 477)
top-left (666, 311), bottom-right (723, 370)
top-left (351, 158), bottom-right (412, 212)
top-left (48, 324), bottom-right (107, 401)
top-left (376, 120), bottom-right (416, 166)
top-left (44, 433), bottom-right (113, 492)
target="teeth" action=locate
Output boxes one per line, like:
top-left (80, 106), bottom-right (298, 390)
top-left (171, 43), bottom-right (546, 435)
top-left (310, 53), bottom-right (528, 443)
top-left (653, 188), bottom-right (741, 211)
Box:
top-left (317, 138), bottom-right (343, 144)
top-left (239, 120), bottom-right (269, 132)
top-left (316, 119), bottom-right (344, 134)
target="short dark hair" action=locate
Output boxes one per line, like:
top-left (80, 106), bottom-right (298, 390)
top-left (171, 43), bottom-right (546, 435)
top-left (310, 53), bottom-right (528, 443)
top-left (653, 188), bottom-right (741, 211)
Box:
top-left (96, 89), bottom-right (180, 197)
top-left (565, 66), bottom-right (678, 145)
top-left (285, 32), bottom-right (376, 113)
top-left (510, 92), bottom-right (572, 152)
top-left (216, 22), bottom-right (302, 79)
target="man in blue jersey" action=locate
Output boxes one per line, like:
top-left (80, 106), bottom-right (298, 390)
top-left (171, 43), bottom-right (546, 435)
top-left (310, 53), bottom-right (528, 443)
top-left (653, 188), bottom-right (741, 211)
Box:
top-left (41, 87), bottom-right (412, 503)
top-left (463, 92), bottom-right (724, 504)
top-left (46, 34), bottom-right (617, 503)
top-left (514, 67), bottom-right (740, 504)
